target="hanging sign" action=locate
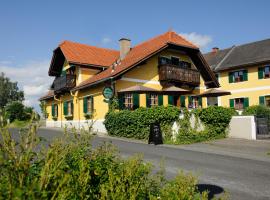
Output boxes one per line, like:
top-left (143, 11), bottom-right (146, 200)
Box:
top-left (103, 86), bottom-right (114, 100)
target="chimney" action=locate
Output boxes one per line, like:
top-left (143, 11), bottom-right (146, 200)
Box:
top-left (212, 47), bottom-right (219, 53)
top-left (119, 38), bottom-right (131, 60)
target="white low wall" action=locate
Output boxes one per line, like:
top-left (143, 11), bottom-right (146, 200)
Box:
top-left (228, 116), bottom-right (256, 140)
top-left (46, 119), bottom-right (107, 134)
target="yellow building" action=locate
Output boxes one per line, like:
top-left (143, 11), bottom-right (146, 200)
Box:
top-left (204, 39), bottom-right (270, 110)
top-left (39, 31), bottom-right (219, 131)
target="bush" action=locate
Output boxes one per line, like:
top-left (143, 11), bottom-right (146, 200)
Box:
top-left (104, 105), bottom-right (180, 140)
top-left (242, 105), bottom-right (270, 117)
top-left (0, 118), bottom-right (209, 199)
top-left (176, 106), bottom-right (235, 144)
top-left (198, 106), bottom-right (236, 135)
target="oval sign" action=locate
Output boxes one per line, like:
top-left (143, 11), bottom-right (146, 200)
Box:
top-left (103, 86), bottom-right (114, 99)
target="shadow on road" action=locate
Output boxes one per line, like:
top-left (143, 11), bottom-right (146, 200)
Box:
top-left (197, 184), bottom-right (224, 199)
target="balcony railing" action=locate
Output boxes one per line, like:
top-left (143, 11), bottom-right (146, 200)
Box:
top-left (53, 74), bottom-right (76, 92)
top-left (159, 64), bottom-right (200, 85)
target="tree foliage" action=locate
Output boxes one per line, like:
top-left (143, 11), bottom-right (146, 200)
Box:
top-left (5, 101), bottom-right (33, 122)
top-left (0, 72), bottom-right (24, 108)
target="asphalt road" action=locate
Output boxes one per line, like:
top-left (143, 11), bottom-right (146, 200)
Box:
top-left (7, 128), bottom-right (270, 200)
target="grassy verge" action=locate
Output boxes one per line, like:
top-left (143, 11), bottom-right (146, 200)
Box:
top-left (9, 119), bottom-right (30, 128)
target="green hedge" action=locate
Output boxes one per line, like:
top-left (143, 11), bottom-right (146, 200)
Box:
top-left (176, 106), bottom-right (235, 144)
top-left (242, 105), bottom-right (270, 117)
top-left (104, 106), bottom-right (180, 140)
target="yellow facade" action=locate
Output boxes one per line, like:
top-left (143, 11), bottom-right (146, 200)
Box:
top-left (44, 49), bottom-right (209, 123)
top-left (218, 64), bottom-right (270, 107)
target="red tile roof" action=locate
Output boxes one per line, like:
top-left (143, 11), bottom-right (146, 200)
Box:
top-left (73, 31), bottom-right (198, 90)
top-left (59, 40), bottom-right (119, 67)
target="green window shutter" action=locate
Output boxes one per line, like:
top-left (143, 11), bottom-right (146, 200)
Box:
top-left (258, 67), bottom-right (264, 79)
top-left (133, 93), bottom-right (140, 109)
top-left (259, 96), bottom-right (265, 105)
top-left (168, 95), bottom-right (174, 105)
top-left (158, 95), bottom-right (163, 106)
top-left (146, 94), bottom-right (150, 107)
top-left (83, 97), bottom-right (88, 113)
top-left (198, 97), bottom-right (202, 107)
top-left (229, 99), bottom-right (234, 108)
top-left (63, 101), bottom-right (68, 115)
top-left (52, 104), bottom-right (55, 117)
top-left (180, 96), bottom-right (185, 107)
top-left (229, 72), bottom-right (234, 83)
top-left (244, 98), bottom-right (249, 108)
top-left (243, 70), bottom-right (248, 81)
top-left (118, 94), bottom-right (124, 110)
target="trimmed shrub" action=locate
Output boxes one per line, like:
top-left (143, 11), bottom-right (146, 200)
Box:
top-left (198, 106), bottom-right (236, 135)
top-left (104, 106), bottom-right (180, 140)
top-left (242, 105), bottom-right (270, 117)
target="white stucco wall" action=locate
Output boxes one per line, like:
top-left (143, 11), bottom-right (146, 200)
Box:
top-left (228, 116), bottom-right (256, 140)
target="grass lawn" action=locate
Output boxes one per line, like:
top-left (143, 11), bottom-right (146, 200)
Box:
top-left (9, 120), bottom-right (30, 128)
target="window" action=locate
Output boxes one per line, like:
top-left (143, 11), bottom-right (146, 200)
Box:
top-left (171, 57), bottom-right (180, 66)
top-left (52, 104), bottom-right (58, 117)
top-left (188, 96), bottom-right (202, 109)
top-left (259, 95), bottom-right (270, 107)
top-left (234, 98), bottom-right (244, 110)
top-left (124, 93), bottom-right (133, 109)
top-left (118, 93), bottom-right (139, 110)
top-left (64, 100), bottom-right (73, 116)
top-left (258, 65), bottom-right (270, 79)
top-left (265, 96), bottom-right (270, 107)
top-left (147, 94), bottom-right (163, 107)
top-left (158, 56), bottom-right (170, 65)
top-left (230, 98), bottom-right (249, 110)
top-left (229, 70), bottom-right (248, 83)
top-left (83, 96), bottom-right (94, 114)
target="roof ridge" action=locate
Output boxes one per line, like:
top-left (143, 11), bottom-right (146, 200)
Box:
top-left (129, 31), bottom-right (169, 50)
top-left (59, 40), bottom-right (119, 52)
top-left (215, 46), bottom-right (236, 71)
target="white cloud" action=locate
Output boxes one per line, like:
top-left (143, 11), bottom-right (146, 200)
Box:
top-left (0, 60), bottom-right (53, 112)
top-left (179, 32), bottom-right (213, 49)
top-left (101, 37), bottom-right (112, 45)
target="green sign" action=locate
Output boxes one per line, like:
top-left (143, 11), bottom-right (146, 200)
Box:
top-left (103, 86), bottom-right (114, 100)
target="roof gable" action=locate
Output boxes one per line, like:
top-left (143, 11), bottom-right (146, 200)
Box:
top-left (49, 41), bottom-right (119, 76)
top-left (74, 31), bottom-right (218, 90)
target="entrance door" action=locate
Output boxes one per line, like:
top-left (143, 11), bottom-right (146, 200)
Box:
top-left (207, 97), bottom-right (218, 106)
top-left (173, 96), bottom-right (180, 107)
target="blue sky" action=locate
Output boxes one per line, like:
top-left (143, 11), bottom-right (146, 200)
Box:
top-left (0, 0), bottom-right (270, 111)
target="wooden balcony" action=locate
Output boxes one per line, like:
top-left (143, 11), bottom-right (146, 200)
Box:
top-left (159, 64), bottom-right (200, 86)
top-left (53, 74), bottom-right (76, 93)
